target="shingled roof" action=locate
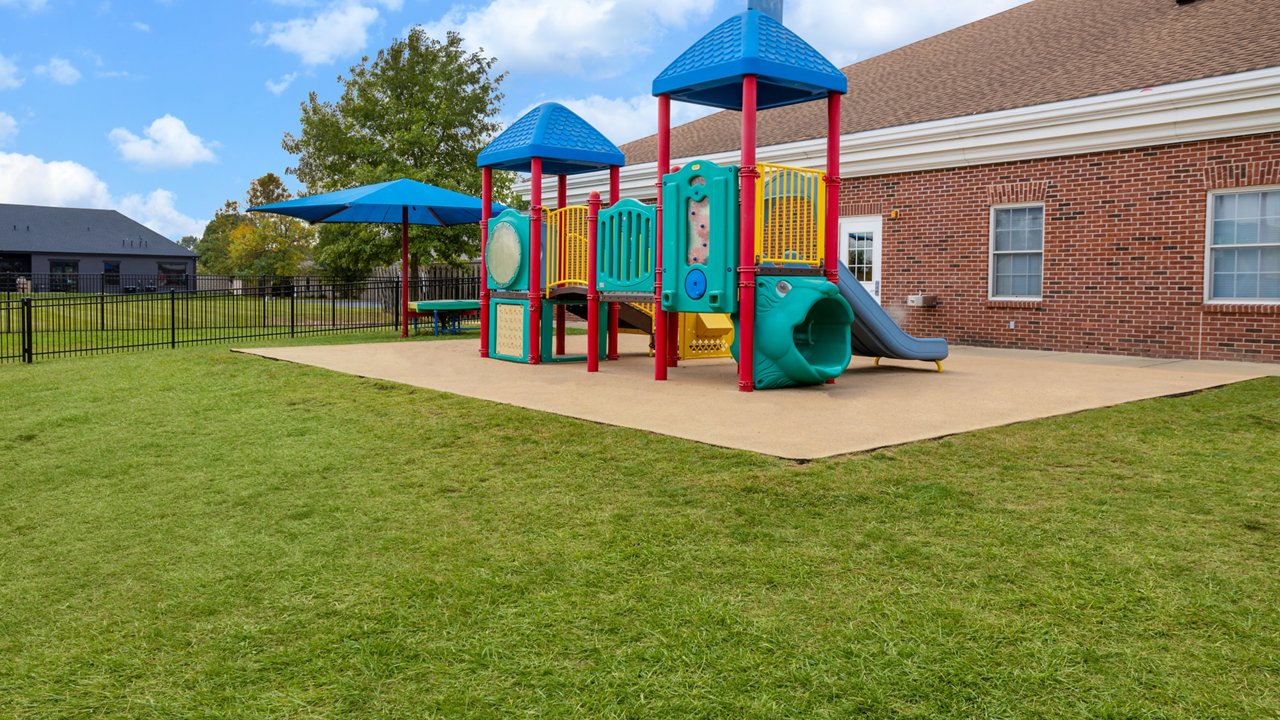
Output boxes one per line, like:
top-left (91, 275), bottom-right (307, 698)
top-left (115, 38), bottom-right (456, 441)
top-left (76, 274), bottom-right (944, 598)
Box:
top-left (622, 0), bottom-right (1280, 165)
top-left (0, 204), bottom-right (196, 257)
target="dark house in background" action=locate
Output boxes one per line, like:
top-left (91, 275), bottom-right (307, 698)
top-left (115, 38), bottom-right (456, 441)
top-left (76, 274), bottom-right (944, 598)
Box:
top-left (0, 203), bottom-right (197, 292)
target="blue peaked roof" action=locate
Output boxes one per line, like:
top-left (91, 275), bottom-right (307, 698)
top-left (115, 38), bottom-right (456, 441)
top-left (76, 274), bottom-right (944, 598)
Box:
top-left (478, 102), bottom-right (625, 175)
top-left (653, 10), bottom-right (847, 111)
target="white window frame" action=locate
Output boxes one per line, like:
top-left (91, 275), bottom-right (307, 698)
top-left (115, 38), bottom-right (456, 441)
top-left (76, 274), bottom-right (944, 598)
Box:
top-left (1204, 185), bottom-right (1280, 305)
top-left (988, 202), bottom-right (1045, 301)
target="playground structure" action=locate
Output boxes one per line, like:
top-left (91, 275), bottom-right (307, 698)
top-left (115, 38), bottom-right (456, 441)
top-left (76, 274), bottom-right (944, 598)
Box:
top-left (476, 103), bottom-right (736, 367)
top-left (477, 0), bottom-right (947, 391)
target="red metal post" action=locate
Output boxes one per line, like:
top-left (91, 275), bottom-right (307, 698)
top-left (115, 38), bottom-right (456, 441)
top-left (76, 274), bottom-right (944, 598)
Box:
top-left (667, 313), bottom-right (679, 367)
top-left (825, 91), bottom-right (842, 285)
top-left (400, 206), bottom-right (410, 338)
top-left (554, 174), bottom-right (568, 356)
top-left (479, 166), bottom-right (492, 357)
top-left (607, 163), bottom-right (621, 359)
top-left (587, 191), bottom-right (601, 372)
top-left (607, 303), bottom-right (619, 360)
top-left (555, 305), bottom-right (566, 356)
top-left (529, 158), bottom-right (543, 364)
top-left (738, 75), bottom-right (759, 392)
top-left (654, 93), bottom-right (671, 381)
top-left (824, 92), bottom-right (843, 385)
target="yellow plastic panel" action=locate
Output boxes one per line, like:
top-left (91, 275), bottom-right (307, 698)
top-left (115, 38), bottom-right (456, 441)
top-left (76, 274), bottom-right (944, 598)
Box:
top-left (545, 205), bottom-right (590, 295)
top-left (755, 163), bottom-right (825, 267)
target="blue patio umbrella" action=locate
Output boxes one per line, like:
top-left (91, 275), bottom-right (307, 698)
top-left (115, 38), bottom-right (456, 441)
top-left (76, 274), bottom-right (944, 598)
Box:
top-left (249, 178), bottom-right (506, 337)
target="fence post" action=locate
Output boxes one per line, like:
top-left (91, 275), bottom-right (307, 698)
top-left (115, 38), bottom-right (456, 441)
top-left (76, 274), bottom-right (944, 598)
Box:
top-left (170, 288), bottom-right (176, 349)
top-left (21, 297), bottom-right (32, 364)
top-left (290, 285), bottom-right (296, 337)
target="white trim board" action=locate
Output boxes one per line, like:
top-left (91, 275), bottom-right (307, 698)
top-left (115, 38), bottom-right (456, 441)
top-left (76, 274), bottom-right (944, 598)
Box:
top-left (522, 65), bottom-right (1280, 205)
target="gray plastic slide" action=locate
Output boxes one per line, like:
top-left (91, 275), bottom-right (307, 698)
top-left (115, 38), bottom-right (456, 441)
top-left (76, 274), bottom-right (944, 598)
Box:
top-left (836, 263), bottom-right (949, 361)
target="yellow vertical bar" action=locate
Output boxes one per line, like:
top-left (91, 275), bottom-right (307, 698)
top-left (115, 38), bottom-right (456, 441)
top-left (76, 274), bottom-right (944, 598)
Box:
top-left (755, 165), bottom-right (764, 263)
top-left (816, 169), bottom-right (825, 266)
top-left (807, 172), bottom-right (813, 262)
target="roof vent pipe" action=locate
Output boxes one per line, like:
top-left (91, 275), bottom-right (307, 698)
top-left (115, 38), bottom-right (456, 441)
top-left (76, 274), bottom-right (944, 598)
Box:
top-left (748, 0), bottom-right (783, 22)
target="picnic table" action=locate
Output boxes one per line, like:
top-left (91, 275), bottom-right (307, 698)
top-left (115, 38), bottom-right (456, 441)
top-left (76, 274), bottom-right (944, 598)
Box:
top-left (408, 299), bottom-right (481, 336)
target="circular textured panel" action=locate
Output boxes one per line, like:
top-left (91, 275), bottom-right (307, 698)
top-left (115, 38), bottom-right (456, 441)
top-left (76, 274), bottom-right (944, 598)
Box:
top-left (487, 221), bottom-right (522, 287)
top-left (685, 268), bottom-right (707, 300)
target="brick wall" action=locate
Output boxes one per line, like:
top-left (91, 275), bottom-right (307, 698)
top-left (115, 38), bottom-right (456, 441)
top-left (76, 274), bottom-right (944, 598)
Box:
top-left (838, 131), bottom-right (1280, 362)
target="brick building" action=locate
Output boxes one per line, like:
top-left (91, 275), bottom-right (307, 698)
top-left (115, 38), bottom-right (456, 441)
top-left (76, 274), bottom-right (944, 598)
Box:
top-left (556, 0), bottom-right (1280, 362)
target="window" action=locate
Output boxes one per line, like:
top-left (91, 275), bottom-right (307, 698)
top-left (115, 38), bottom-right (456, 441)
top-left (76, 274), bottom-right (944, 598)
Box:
top-left (103, 261), bottom-right (120, 286)
top-left (846, 231), bottom-right (874, 283)
top-left (1207, 188), bottom-right (1280, 302)
top-left (157, 262), bottom-right (187, 289)
top-left (49, 260), bottom-right (79, 293)
top-left (990, 205), bottom-right (1044, 299)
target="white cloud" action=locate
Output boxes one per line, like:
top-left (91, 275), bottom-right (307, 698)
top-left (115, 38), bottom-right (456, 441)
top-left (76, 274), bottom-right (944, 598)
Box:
top-left (0, 151), bottom-right (112, 208)
top-left (256, 1), bottom-right (381, 66)
top-left (0, 151), bottom-right (206, 238)
top-left (0, 0), bottom-right (49, 10)
top-left (132, 20), bottom-right (150, 31)
top-left (80, 49), bottom-right (125, 78)
top-left (265, 72), bottom-right (298, 95)
top-left (34, 57), bottom-right (82, 85)
top-left (0, 111), bottom-right (15, 146)
top-left (787, 0), bottom-right (1027, 66)
top-left (515, 94), bottom-right (716, 146)
top-left (417, 0), bottom-right (716, 76)
top-left (119, 189), bottom-right (207, 238)
top-left (269, 0), bottom-right (399, 6)
top-left (0, 54), bottom-right (23, 89)
top-left (108, 114), bottom-right (217, 170)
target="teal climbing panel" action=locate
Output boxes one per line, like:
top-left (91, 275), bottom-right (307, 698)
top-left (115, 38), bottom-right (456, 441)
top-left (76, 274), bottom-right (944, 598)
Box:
top-left (660, 159), bottom-right (738, 315)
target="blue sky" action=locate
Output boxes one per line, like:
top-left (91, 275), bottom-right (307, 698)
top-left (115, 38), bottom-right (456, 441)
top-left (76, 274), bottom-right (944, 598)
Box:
top-left (0, 0), bottom-right (1023, 239)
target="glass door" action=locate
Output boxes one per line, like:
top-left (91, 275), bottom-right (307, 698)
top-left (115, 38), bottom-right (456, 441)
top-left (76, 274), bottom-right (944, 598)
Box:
top-left (839, 216), bottom-right (882, 304)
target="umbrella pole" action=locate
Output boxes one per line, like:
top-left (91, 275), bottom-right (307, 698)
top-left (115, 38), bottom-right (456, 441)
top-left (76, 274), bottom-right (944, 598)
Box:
top-left (401, 207), bottom-right (409, 338)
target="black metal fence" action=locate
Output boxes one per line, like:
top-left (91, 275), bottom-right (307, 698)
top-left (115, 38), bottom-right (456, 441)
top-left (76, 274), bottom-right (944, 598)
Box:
top-left (0, 263), bottom-right (482, 300)
top-left (1, 275), bottom-right (481, 364)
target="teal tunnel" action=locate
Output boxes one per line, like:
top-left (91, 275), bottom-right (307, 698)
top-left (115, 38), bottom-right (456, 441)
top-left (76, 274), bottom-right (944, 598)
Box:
top-left (733, 275), bottom-right (854, 390)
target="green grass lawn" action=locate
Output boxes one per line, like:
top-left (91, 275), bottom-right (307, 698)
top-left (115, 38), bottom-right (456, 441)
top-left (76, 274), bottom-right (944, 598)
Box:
top-left (1, 341), bottom-right (1276, 718)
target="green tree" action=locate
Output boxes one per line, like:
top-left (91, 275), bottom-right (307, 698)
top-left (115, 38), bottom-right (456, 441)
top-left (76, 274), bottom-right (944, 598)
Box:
top-left (193, 201), bottom-right (246, 275)
top-left (195, 175), bottom-right (316, 276)
top-left (282, 28), bottom-right (509, 280)
top-left (234, 173), bottom-right (315, 276)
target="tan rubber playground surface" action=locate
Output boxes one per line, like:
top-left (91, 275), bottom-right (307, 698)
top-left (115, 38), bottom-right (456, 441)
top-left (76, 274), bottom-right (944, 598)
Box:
top-left (235, 334), bottom-right (1278, 459)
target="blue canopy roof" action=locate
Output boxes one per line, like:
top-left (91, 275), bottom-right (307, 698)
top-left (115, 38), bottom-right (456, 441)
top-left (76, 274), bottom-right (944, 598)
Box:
top-left (478, 102), bottom-right (625, 175)
top-left (248, 178), bottom-right (504, 226)
top-left (653, 9), bottom-right (847, 111)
